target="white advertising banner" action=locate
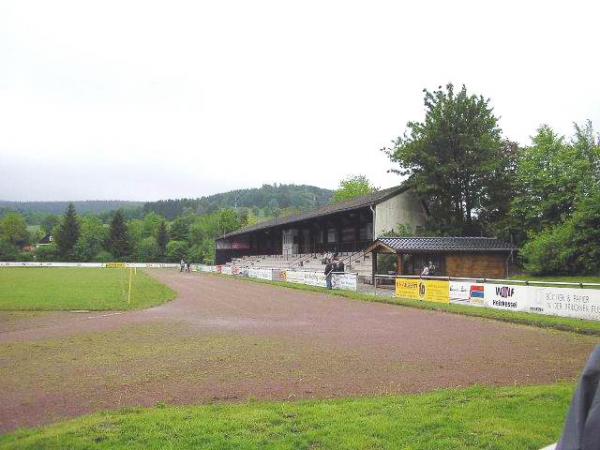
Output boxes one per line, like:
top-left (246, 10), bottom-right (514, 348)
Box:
top-left (449, 281), bottom-right (471, 301)
top-left (483, 284), bottom-right (532, 312)
top-left (125, 263), bottom-right (179, 268)
top-left (284, 270), bottom-right (308, 284)
top-left (247, 268), bottom-right (274, 281)
top-left (0, 262), bottom-right (180, 269)
top-left (449, 281), bottom-right (486, 307)
top-left (451, 281), bottom-right (600, 322)
top-left (284, 270), bottom-right (357, 291)
top-left (333, 273), bottom-right (358, 291)
top-left (531, 287), bottom-right (600, 321)
top-left (0, 262), bottom-right (106, 268)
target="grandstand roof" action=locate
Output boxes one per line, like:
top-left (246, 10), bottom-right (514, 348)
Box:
top-left (218, 184), bottom-right (410, 239)
top-left (366, 237), bottom-right (516, 254)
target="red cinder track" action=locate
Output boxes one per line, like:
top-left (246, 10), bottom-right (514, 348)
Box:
top-left (0, 270), bottom-right (596, 432)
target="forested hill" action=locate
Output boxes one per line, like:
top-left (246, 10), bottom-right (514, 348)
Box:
top-left (142, 184), bottom-right (333, 219)
top-left (0, 200), bottom-right (143, 216)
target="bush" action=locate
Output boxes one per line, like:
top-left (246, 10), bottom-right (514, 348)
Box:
top-left (0, 241), bottom-right (19, 261)
top-left (35, 244), bottom-right (59, 262)
top-left (166, 241), bottom-right (188, 262)
top-left (18, 252), bottom-right (34, 262)
top-left (94, 250), bottom-right (113, 262)
top-left (136, 237), bottom-right (160, 261)
top-left (522, 191), bottom-right (600, 275)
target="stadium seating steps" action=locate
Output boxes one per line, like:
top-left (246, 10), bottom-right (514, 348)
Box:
top-left (227, 252), bottom-right (373, 279)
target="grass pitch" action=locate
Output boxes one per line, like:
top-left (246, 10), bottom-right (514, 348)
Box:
top-left (0, 268), bottom-right (175, 311)
top-left (0, 383), bottom-right (572, 449)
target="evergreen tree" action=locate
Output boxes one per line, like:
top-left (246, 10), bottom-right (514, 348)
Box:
top-left (156, 220), bottom-right (169, 258)
top-left (107, 210), bottom-right (130, 259)
top-left (56, 203), bottom-right (80, 259)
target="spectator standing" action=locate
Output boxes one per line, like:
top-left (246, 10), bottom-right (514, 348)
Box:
top-left (324, 258), bottom-right (334, 290)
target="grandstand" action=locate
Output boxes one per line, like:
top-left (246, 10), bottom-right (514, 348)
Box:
top-left (227, 250), bottom-right (374, 280)
top-left (215, 184), bottom-right (426, 265)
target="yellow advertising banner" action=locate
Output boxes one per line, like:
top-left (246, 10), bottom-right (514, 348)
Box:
top-left (395, 279), bottom-right (420, 300)
top-left (421, 280), bottom-right (450, 304)
top-left (395, 279), bottom-right (450, 304)
top-left (106, 262), bottom-right (127, 269)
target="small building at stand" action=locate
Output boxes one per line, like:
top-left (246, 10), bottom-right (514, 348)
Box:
top-left (365, 236), bottom-right (516, 281)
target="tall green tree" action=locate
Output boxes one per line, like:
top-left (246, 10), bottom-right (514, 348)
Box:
top-left (40, 214), bottom-right (60, 235)
top-left (169, 216), bottom-right (190, 241)
top-left (55, 203), bottom-right (80, 259)
top-left (0, 212), bottom-right (29, 246)
top-left (384, 83), bottom-right (511, 235)
top-left (74, 216), bottom-right (108, 261)
top-left (332, 175), bottom-right (377, 203)
top-left (107, 210), bottom-right (130, 259)
top-left (516, 121), bottom-right (600, 274)
top-left (142, 212), bottom-right (163, 238)
top-left (156, 221), bottom-right (169, 258)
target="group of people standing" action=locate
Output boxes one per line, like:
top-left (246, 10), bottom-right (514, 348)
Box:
top-left (179, 259), bottom-right (191, 272)
top-left (324, 254), bottom-right (345, 290)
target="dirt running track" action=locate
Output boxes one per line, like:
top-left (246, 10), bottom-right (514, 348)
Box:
top-left (0, 270), bottom-right (597, 433)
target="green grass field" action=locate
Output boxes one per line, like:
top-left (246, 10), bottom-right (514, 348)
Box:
top-left (0, 268), bottom-right (175, 311)
top-left (0, 383), bottom-right (572, 449)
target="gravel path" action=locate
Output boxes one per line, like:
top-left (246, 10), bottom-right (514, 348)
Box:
top-left (0, 270), bottom-right (596, 432)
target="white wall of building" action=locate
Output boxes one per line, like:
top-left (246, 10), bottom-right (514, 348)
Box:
top-left (374, 190), bottom-right (427, 238)
top-left (282, 229), bottom-right (298, 256)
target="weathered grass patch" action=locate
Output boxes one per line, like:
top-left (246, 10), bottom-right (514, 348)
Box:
top-left (0, 268), bottom-right (175, 311)
top-left (0, 383), bottom-right (572, 449)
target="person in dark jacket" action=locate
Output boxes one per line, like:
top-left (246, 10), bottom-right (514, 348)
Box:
top-left (555, 345), bottom-right (600, 450)
top-left (336, 258), bottom-right (345, 273)
top-left (324, 259), bottom-right (334, 289)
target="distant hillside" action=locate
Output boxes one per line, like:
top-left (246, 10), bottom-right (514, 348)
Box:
top-left (0, 200), bottom-right (143, 216)
top-left (143, 184), bottom-right (333, 219)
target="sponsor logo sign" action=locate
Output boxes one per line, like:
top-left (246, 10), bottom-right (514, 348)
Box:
top-left (396, 279), bottom-right (450, 304)
top-left (483, 284), bottom-right (528, 310)
top-left (395, 279), bottom-right (420, 300)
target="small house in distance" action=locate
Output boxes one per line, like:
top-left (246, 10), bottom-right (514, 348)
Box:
top-left (365, 237), bottom-right (516, 280)
top-left (37, 234), bottom-right (54, 247)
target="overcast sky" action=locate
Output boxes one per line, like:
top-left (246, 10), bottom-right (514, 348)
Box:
top-left (1, 1), bottom-right (598, 201)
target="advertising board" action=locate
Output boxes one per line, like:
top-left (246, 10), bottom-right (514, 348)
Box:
top-left (247, 268), bottom-right (274, 281)
top-left (395, 279), bottom-right (450, 304)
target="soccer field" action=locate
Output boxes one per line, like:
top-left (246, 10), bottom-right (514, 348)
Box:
top-left (0, 268), bottom-right (175, 310)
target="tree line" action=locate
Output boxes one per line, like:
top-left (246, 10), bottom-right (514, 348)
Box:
top-left (0, 205), bottom-right (247, 264)
top-left (1, 84), bottom-right (597, 275)
top-left (384, 83), bottom-right (599, 275)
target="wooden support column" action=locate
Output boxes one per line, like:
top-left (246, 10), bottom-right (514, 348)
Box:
top-left (396, 253), bottom-right (403, 275)
top-left (371, 251), bottom-right (378, 285)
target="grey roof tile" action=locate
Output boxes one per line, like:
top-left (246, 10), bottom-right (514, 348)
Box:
top-left (372, 237), bottom-right (516, 253)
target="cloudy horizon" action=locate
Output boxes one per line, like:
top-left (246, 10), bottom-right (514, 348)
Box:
top-left (1, 0), bottom-right (599, 202)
